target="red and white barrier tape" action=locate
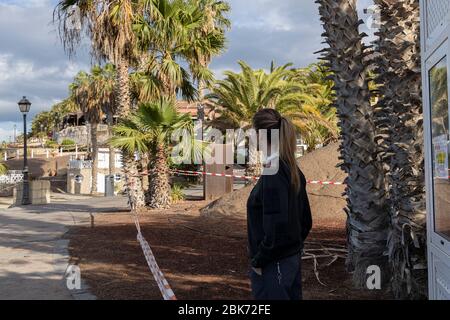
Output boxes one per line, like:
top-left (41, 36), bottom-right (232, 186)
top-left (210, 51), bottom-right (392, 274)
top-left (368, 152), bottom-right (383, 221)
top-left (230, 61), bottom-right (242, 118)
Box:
top-left (125, 174), bottom-right (176, 300)
top-left (132, 213), bottom-right (177, 300)
top-left (172, 169), bottom-right (345, 186)
top-left (172, 169), bottom-right (258, 181)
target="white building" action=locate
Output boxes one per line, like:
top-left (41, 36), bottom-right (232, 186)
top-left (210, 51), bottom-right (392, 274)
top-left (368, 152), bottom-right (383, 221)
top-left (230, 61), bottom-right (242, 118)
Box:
top-left (68, 148), bottom-right (123, 194)
top-left (420, 0), bottom-right (450, 300)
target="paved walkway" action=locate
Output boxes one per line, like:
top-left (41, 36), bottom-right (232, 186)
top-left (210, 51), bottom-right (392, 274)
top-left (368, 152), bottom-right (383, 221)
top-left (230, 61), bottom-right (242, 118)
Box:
top-left (0, 195), bottom-right (128, 300)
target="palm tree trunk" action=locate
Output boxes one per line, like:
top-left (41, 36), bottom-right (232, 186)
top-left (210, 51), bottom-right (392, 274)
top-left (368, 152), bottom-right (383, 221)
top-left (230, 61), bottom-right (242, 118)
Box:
top-left (116, 57), bottom-right (146, 208)
top-left (317, 0), bottom-right (390, 287)
top-left (107, 111), bottom-right (115, 176)
top-left (373, 0), bottom-right (427, 299)
top-left (147, 144), bottom-right (171, 209)
top-left (116, 58), bottom-right (132, 117)
top-left (246, 147), bottom-right (261, 182)
top-left (91, 122), bottom-right (98, 194)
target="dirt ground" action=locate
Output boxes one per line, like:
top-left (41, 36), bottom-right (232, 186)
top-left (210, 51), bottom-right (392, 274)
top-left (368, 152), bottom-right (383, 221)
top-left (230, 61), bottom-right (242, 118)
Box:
top-left (67, 200), bottom-right (392, 300)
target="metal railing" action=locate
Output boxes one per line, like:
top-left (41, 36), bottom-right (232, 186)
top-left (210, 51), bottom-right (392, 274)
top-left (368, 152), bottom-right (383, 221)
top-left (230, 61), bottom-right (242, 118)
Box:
top-left (69, 160), bottom-right (93, 169)
top-left (0, 171), bottom-right (24, 185)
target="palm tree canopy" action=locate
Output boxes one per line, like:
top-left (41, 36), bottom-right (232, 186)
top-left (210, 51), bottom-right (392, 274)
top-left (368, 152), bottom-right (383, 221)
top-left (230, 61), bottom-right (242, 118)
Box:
top-left (54, 0), bottom-right (138, 63)
top-left (133, 0), bottom-right (230, 100)
top-left (110, 98), bottom-right (195, 155)
top-left (205, 61), bottom-right (339, 148)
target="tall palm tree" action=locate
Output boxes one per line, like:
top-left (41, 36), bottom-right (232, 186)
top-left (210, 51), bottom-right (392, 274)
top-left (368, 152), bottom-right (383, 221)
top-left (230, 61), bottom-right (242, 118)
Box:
top-left (191, 0), bottom-right (230, 100)
top-left (373, 0), bottom-right (426, 299)
top-left (111, 99), bottom-right (197, 208)
top-left (91, 64), bottom-right (117, 176)
top-left (70, 70), bottom-right (103, 194)
top-left (316, 0), bottom-right (390, 287)
top-left (134, 0), bottom-right (227, 100)
top-left (54, 0), bottom-right (146, 207)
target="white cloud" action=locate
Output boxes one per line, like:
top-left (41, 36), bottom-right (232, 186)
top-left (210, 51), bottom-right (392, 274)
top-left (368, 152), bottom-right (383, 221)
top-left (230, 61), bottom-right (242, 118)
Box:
top-left (0, 0), bottom-right (89, 138)
top-left (0, 0), bottom-right (51, 9)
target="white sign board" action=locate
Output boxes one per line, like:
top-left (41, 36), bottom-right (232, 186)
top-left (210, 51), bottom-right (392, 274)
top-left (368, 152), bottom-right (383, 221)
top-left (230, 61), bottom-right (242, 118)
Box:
top-left (433, 134), bottom-right (449, 179)
top-left (433, 135), bottom-right (449, 179)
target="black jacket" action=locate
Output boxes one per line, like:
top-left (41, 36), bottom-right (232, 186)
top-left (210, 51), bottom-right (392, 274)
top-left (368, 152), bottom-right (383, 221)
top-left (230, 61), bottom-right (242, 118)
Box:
top-left (247, 160), bottom-right (313, 268)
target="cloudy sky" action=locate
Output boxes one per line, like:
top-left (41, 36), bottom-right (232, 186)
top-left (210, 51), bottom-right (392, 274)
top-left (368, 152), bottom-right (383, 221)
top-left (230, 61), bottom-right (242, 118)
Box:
top-left (0, 0), bottom-right (373, 141)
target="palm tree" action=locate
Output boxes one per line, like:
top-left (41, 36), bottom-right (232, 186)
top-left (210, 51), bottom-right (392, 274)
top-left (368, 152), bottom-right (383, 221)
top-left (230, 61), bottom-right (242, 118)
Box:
top-left (206, 61), bottom-right (338, 174)
top-left (191, 0), bottom-right (230, 100)
top-left (206, 61), bottom-right (290, 176)
top-left (70, 70), bottom-right (104, 194)
top-left (54, 0), bottom-right (146, 207)
top-left (91, 64), bottom-right (117, 176)
top-left (373, 0), bottom-right (426, 299)
top-left (134, 0), bottom-right (227, 100)
top-left (284, 63), bottom-right (339, 149)
top-left (111, 99), bottom-right (197, 208)
top-left (316, 0), bottom-right (390, 287)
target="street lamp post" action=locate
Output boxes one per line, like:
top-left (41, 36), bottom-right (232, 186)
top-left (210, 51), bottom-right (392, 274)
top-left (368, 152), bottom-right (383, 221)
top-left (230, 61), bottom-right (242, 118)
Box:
top-left (18, 96), bottom-right (31, 205)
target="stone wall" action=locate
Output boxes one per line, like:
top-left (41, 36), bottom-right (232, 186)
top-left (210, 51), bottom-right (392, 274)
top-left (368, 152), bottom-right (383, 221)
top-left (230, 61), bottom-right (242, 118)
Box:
top-left (56, 124), bottom-right (110, 145)
top-left (67, 168), bottom-right (92, 195)
top-left (67, 167), bottom-right (124, 195)
top-left (14, 180), bottom-right (51, 205)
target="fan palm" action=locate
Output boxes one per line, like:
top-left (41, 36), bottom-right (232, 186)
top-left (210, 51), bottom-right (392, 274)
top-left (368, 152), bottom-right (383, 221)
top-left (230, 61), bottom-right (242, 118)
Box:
top-left (111, 99), bottom-right (199, 208)
top-left (134, 0), bottom-right (227, 100)
top-left (317, 0), bottom-right (390, 287)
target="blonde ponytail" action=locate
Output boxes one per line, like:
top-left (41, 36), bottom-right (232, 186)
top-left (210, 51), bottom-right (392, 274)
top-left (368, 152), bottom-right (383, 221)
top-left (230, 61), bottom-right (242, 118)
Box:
top-left (280, 117), bottom-right (301, 193)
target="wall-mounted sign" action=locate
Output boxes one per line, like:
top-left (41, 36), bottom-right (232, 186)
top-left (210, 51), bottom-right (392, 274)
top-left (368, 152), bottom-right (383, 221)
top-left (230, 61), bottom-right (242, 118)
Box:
top-left (114, 174), bottom-right (122, 182)
top-left (433, 135), bottom-right (449, 179)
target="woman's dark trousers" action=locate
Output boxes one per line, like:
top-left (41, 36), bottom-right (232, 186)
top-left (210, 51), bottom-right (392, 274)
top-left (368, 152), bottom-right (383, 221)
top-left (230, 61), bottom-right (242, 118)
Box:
top-left (250, 254), bottom-right (302, 300)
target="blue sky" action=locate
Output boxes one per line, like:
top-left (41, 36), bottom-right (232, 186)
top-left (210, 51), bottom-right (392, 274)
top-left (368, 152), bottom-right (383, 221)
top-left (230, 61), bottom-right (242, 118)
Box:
top-left (0, 0), bottom-right (373, 141)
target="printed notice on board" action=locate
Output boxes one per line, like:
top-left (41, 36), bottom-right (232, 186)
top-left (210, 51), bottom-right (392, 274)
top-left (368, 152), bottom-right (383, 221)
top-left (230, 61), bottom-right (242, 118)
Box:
top-left (434, 135), bottom-right (449, 179)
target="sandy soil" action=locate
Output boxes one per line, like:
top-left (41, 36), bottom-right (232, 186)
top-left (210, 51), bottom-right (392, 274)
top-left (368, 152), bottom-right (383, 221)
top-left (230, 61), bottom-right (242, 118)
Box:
top-left (201, 143), bottom-right (347, 225)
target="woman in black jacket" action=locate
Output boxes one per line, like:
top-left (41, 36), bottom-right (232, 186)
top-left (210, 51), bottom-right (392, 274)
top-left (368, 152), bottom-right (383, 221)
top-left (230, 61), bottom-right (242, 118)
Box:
top-left (247, 109), bottom-right (312, 300)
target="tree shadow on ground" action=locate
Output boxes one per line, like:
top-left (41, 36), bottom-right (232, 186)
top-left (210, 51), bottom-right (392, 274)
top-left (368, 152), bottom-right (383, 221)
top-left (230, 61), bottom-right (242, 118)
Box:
top-left (0, 270), bottom-right (72, 300)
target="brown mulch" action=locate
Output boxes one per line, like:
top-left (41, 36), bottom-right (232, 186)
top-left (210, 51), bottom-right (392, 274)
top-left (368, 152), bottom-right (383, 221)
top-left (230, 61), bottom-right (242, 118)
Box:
top-left (67, 200), bottom-right (392, 300)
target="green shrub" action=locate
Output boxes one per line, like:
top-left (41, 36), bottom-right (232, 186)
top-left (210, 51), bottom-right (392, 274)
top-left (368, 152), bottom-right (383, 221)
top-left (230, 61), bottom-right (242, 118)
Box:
top-left (170, 183), bottom-right (185, 204)
top-left (45, 140), bottom-right (59, 149)
top-left (61, 139), bottom-right (76, 146)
